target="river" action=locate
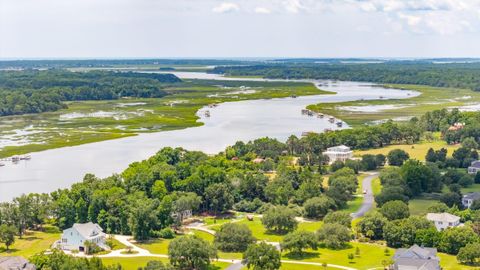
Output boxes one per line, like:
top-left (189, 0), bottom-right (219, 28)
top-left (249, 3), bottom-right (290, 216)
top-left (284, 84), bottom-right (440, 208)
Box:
top-left (0, 72), bottom-right (419, 201)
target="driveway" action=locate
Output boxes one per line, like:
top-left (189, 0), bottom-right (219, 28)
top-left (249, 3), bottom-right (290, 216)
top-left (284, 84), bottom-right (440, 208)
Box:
top-left (351, 172), bottom-right (379, 219)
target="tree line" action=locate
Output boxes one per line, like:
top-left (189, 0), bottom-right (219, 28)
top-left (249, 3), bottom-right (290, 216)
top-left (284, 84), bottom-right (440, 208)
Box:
top-left (0, 70), bottom-right (180, 116)
top-left (211, 62), bottom-right (480, 91)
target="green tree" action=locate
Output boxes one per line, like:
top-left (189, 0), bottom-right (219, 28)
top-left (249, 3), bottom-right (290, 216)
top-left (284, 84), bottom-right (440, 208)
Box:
top-left (128, 199), bottom-right (158, 240)
top-left (0, 224), bottom-right (16, 250)
top-left (303, 196), bottom-right (335, 219)
top-left (168, 235), bottom-right (217, 270)
top-left (243, 242), bottom-right (281, 270)
top-left (261, 206), bottom-right (298, 234)
top-left (323, 211), bottom-right (352, 228)
top-left (380, 200), bottom-right (410, 221)
top-left (204, 183), bottom-right (234, 214)
top-left (439, 226), bottom-right (479, 255)
top-left (265, 176), bottom-right (294, 205)
top-left (356, 212), bottom-right (387, 240)
top-left (317, 223), bottom-right (351, 249)
top-left (152, 180), bottom-right (167, 200)
top-left (387, 149), bottom-right (410, 166)
top-left (214, 223), bottom-right (256, 252)
top-left (457, 242), bottom-right (480, 265)
top-left (280, 230), bottom-right (317, 255)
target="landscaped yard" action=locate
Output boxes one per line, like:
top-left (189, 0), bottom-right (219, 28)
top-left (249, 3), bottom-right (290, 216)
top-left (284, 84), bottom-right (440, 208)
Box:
top-left (216, 217), bottom-right (323, 242)
top-left (0, 230), bottom-right (60, 258)
top-left (408, 198), bottom-right (439, 216)
top-left (281, 242), bottom-right (393, 270)
top-left (101, 257), bottom-right (230, 270)
top-left (136, 238), bottom-right (172, 254)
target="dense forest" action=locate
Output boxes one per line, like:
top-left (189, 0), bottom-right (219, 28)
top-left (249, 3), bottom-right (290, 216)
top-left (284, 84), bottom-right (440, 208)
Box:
top-left (211, 63), bottom-right (480, 91)
top-left (0, 70), bottom-right (180, 116)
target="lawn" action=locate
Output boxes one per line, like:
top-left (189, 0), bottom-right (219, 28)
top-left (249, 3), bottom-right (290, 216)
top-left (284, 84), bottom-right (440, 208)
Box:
top-left (0, 230), bottom-right (60, 258)
top-left (108, 236), bottom-right (128, 250)
top-left (101, 257), bottom-right (230, 270)
top-left (355, 139), bottom-right (459, 162)
top-left (211, 217), bottom-right (323, 242)
top-left (460, 184), bottom-right (480, 193)
top-left (438, 253), bottom-right (478, 270)
top-left (281, 242), bottom-right (394, 270)
top-left (136, 238), bottom-right (172, 254)
top-left (408, 198), bottom-right (439, 216)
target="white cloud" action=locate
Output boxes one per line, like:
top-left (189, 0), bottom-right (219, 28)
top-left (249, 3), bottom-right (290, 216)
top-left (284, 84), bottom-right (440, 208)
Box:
top-left (254, 7), bottom-right (271, 14)
top-left (283, 0), bottom-right (305, 14)
top-left (398, 13), bottom-right (421, 26)
top-left (212, 2), bottom-right (239, 13)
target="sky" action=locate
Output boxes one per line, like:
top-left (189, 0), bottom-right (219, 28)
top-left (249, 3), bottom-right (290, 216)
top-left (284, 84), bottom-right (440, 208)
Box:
top-left (1, 0), bottom-right (480, 59)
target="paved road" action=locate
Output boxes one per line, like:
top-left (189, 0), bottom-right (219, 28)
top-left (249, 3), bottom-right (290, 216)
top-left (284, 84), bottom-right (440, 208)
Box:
top-left (351, 172), bottom-right (379, 219)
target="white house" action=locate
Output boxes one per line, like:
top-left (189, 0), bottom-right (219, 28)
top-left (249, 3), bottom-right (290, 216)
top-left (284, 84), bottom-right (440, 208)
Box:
top-left (426, 213), bottom-right (462, 231)
top-left (468, 160), bottom-right (480, 175)
top-left (323, 145), bottom-right (353, 164)
top-left (462, 192), bottom-right (480, 208)
top-left (59, 222), bottom-right (109, 252)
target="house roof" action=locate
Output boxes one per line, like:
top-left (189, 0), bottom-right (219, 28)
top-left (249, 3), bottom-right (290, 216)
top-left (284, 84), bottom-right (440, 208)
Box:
top-left (470, 160), bottom-right (480, 169)
top-left (71, 222), bottom-right (104, 239)
top-left (393, 245), bottom-right (439, 270)
top-left (0, 256), bottom-right (36, 270)
top-left (325, 145), bottom-right (351, 152)
top-left (463, 192), bottom-right (480, 201)
top-left (426, 212), bottom-right (460, 223)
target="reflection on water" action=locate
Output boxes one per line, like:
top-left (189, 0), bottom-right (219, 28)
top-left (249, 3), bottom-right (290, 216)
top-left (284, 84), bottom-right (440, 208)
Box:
top-left (0, 72), bottom-right (419, 201)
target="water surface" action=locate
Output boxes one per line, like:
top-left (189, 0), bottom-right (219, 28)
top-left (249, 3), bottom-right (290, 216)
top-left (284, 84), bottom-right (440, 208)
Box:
top-left (0, 73), bottom-right (418, 201)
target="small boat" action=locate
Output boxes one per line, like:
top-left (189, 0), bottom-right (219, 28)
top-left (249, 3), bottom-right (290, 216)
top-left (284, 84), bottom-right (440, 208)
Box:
top-left (291, 95), bottom-right (297, 98)
top-left (329, 117), bottom-right (335, 123)
top-left (379, 96), bottom-right (385, 99)
top-left (0, 163), bottom-right (5, 167)
top-left (317, 113), bottom-right (324, 118)
top-left (336, 121), bottom-right (343, 127)
top-left (11, 156), bottom-right (20, 162)
top-left (20, 155), bottom-right (31, 160)
top-left (204, 110), bottom-right (210, 117)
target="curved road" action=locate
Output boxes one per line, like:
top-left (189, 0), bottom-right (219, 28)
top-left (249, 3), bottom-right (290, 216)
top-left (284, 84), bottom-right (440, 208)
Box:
top-left (351, 172), bottom-right (379, 219)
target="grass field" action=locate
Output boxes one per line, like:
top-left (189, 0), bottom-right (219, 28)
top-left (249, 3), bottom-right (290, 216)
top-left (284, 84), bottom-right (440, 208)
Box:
top-left (307, 84), bottom-right (480, 127)
top-left (281, 242), bottom-right (393, 270)
top-left (101, 257), bottom-right (230, 270)
top-left (354, 139), bottom-right (459, 161)
top-left (0, 79), bottom-right (329, 158)
top-left (136, 238), bottom-right (172, 254)
top-left (0, 231), bottom-right (59, 258)
top-left (408, 198), bottom-right (439, 216)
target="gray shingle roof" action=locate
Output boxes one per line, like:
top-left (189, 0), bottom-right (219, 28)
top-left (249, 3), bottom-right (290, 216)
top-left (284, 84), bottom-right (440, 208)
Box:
top-left (464, 192), bottom-right (480, 201)
top-left (72, 222), bottom-right (104, 239)
top-left (470, 160), bottom-right (480, 169)
top-left (0, 256), bottom-right (36, 270)
top-left (393, 245), bottom-right (440, 270)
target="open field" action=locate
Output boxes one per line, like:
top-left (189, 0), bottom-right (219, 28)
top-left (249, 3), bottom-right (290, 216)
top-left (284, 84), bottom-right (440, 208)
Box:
top-left (0, 231), bottom-right (60, 258)
top-left (354, 138), bottom-right (460, 161)
top-left (307, 84), bottom-right (480, 126)
top-left (0, 79), bottom-right (328, 158)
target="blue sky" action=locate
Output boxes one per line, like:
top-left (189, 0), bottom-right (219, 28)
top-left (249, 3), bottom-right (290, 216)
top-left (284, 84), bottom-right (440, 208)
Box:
top-left (1, 0), bottom-right (480, 58)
